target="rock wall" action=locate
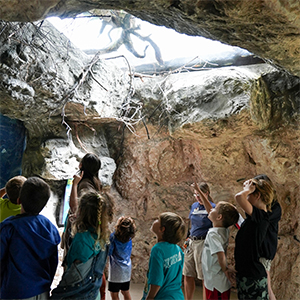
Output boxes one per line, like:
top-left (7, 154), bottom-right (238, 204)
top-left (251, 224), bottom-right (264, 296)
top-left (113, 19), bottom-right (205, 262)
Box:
top-left (0, 12), bottom-right (299, 300)
top-left (0, 0), bottom-right (299, 77)
top-left (113, 112), bottom-right (299, 299)
top-left (30, 66), bottom-right (299, 298)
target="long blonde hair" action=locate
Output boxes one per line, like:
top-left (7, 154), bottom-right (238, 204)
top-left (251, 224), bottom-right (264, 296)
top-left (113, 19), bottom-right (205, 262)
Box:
top-left (72, 191), bottom-right (114, 249)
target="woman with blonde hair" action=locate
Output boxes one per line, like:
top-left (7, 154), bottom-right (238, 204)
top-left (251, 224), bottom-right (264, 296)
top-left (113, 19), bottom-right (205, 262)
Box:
top-left (234, 178), bottom-right (274, 300)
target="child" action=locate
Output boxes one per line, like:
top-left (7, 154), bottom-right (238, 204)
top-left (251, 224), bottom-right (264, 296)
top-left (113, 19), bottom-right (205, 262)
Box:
top-left (51, 190), bottom-right (114, 300)
top-left (62, 153), bottom-right (108, 300)
top-left (142, 212), bottom-right (187, 300)
top-left (108, 216), bottom-right (136, 300)
top-left (0, 175), bottom-right (26, 222)
top-left (0, 176), bottom-right (61, 299)
top-left (195, 184), bottom-right (239, 300)
top-left (234, 178), bottom-right (274, 300)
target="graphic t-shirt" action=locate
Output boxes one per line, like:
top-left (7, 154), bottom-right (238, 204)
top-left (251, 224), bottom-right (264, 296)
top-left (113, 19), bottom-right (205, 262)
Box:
top-left (142, 242), bottom-right (184, 300)
top-left (189, 201), bottom-right (215, 237)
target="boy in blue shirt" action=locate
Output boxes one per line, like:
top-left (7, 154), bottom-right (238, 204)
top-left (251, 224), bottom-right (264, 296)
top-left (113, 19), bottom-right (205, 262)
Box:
top-left (0, 177), bottom-right (61, 299)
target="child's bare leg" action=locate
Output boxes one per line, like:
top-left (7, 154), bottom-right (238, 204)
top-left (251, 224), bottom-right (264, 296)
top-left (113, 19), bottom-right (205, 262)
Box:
top-left (202, 280), bottom-right (207, 300)
top-left (110, 291), bottom-right (120, 300)
top-left (121, 289), bottom-right (131, 300)
top-left (267, 270), bottom-right (276, 300)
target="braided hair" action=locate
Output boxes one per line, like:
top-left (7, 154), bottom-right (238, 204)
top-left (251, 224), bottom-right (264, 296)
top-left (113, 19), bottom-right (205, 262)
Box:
top-left (72, 190), bottom-right (114, 250)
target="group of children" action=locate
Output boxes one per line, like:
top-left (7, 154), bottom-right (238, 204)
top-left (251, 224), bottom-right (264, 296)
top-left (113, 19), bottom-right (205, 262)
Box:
top-left (0, 159), bottom-right (280, 300)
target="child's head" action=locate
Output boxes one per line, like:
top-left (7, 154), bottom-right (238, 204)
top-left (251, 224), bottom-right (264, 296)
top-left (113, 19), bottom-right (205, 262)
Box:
top-left (158, 212), bottom-right (186, 244)
top-left (115, 216), bottom-right (136, 243)
top-left (73, 191), bottom-right (114, 247)
top-left (211, 201), bottom-right (239, 228)
top-left (80, 153), bottom-right (101, 176)
top-left (250, 178), bottom-right (274, 211)
top-left (19, 177), bottom-right (50, 214)
top-left (5, 175), bottom-right (27, 204)
top-left (80, 153), bottom-right (102, 191)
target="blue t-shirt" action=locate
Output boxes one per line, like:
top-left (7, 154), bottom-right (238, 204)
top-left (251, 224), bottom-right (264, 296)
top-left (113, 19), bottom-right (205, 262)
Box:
top-left (142, 242), bottom-right (184, 300)
top-left (189, 202), bottom-right (215, 237)
top-left (0, 214), bottom-right (60, 299)
top-left (108, 232), bottom-right (132, 283)
top-left (66, 229), bottom-right (101, 269)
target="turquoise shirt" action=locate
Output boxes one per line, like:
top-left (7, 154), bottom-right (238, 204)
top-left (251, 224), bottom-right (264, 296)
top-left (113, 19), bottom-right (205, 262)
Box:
top-left (143, 242), bottom-right (184, 300)
top-left (0, 198), bottom-right (21, 222)
top-left (66, 229), bottom-right (101, 269)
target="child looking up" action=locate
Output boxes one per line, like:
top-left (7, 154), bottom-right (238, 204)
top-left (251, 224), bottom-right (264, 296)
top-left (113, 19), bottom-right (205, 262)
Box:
top-left (108, 216), bottom-right (136, 300)
top-left (0, 177), bottom-right (60, 299)
top-left (0, 175), bottom-right (26, 222)
top-left (142, 212), bottom-right (187, 300)
top-left (234, 179), bottom-right (273, 300)
top-left (195, 184), bottom-right (239, 300)
top-left (51, 191), bottom-right (114, 300)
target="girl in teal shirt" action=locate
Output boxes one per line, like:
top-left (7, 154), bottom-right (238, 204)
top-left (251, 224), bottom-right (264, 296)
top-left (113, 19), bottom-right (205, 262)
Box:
top-left (52, 191), bottom-right (114, 300)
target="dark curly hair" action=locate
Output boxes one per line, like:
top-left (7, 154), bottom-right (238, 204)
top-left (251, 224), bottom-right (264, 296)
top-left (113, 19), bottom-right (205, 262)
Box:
top-left (114, 216), bottom-right (136, 243)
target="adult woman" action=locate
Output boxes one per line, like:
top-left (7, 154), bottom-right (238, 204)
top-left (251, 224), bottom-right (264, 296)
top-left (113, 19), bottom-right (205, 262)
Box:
top-left (62, 153), bottom-right (110, 300)
top-left (69, 153), bottom-right (102, 214)
top-left (183, 182), bottom-right (215, 300)
top-left (254, 174), bottom-right (282, 300)
top-left (234, 178), bottom-right (274, 299)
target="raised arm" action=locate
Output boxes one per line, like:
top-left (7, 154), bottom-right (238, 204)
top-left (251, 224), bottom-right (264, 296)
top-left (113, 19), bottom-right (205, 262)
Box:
top-left (193, 181), bottom-right (213, 213)
top-left (69, 171), bottom-right (83, 214)
top-left (235, 180), bottom-right (255, 216)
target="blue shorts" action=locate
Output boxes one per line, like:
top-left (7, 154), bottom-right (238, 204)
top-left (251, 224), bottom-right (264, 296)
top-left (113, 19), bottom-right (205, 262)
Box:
top-left (108, 281), bottom-right (130, 292)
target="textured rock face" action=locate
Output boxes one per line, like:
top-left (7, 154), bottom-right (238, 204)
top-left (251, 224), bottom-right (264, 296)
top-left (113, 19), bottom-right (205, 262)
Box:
top-left (0, 0), bottom-right (299, 77)
top-left (113, 114), bottom-right (299, 299)
top-left (0, 6), bottom-right (299, 300)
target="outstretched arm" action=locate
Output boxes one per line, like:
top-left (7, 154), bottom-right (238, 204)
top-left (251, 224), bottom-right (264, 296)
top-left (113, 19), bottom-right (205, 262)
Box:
top-left (69, 171), bottom-right (83, 214)
top-left (193, 180), bottom-right (213, 213)
top-left (235, 180), bottom-right (255, 216)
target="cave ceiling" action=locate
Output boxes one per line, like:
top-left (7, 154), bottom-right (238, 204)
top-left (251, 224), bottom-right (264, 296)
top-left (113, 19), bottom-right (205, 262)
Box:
top-left (0, 0), bottom-right (299, 77)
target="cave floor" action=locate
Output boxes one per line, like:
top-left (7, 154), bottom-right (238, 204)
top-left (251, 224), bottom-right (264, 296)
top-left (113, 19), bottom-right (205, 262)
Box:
top-left (105, 283), bottom-right (238, 300)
